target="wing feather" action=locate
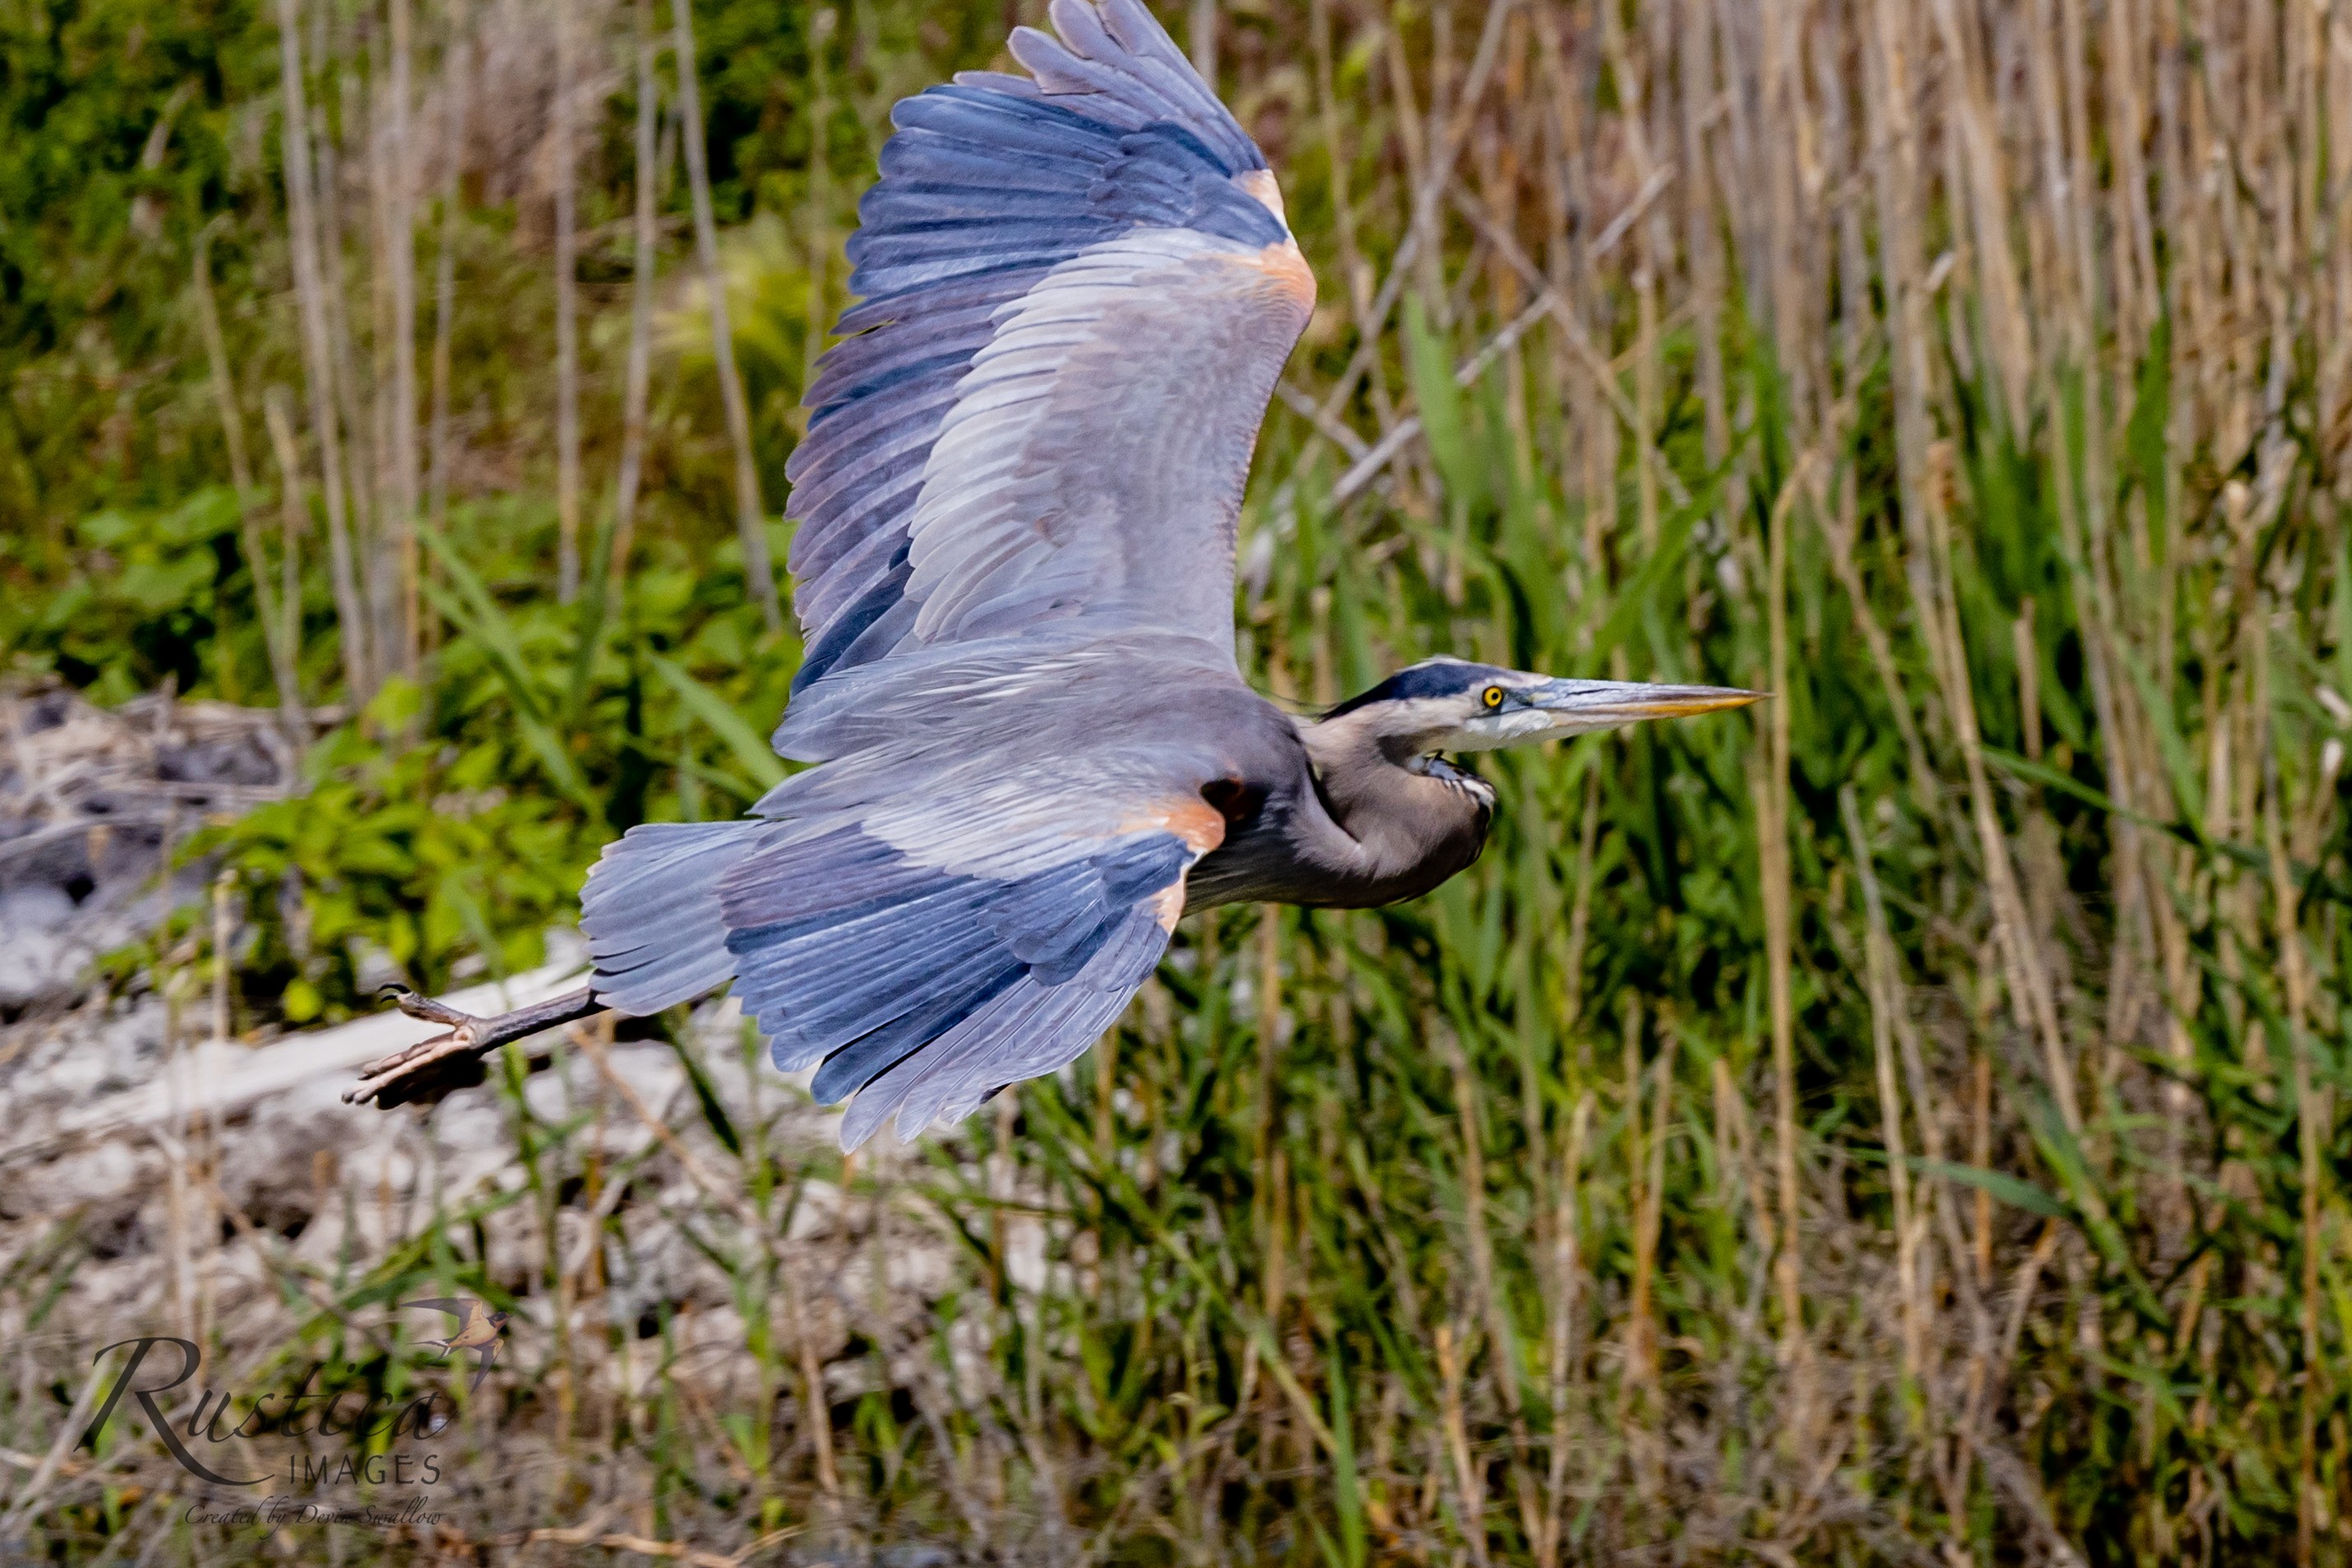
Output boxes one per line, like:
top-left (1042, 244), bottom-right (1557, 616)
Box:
top-left (843, 906), bottom-right (1169, 1149)
top-left (713, 797), bottom-right (1214, 1149)
top-left (782, 0), bottom-right (1311, 707)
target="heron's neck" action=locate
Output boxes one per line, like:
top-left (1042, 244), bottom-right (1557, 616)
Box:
top-left (1296, 710), bottom-right (1493, 888)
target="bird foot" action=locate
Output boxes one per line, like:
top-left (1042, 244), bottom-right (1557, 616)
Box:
top-left (344, 987), bottom-right (491, 1109)
top-left (344, 983), bottom-right (606, 1109)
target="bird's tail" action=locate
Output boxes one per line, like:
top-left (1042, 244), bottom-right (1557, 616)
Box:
top-left (580, 819), bottom-right (777, 1017)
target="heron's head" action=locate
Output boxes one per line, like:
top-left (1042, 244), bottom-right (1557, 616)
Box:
top-left (1320, 657), bottom-right (1763, 759)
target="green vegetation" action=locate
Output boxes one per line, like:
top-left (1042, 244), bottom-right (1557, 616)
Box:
top-left (3, 0), bottom-right (2350, 1561)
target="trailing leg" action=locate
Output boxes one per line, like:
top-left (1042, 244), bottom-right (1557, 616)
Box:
top-left (345, 985), bottom-right (608, 1108)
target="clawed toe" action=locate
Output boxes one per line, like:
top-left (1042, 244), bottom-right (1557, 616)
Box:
top-left (342, 989), bottom-right (490, 1107)
top-left (344, 1026), bottom-right (491, 1107)
top-left (379, 984), bottom-right (480, 1031)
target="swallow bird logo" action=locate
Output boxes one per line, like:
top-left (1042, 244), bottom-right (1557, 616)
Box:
top-left (399, 1298), bottom-right (508, 1393)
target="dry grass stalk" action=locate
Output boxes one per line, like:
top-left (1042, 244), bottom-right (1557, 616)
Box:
top-left (551, 0), bottom-right (581, 604)
top-left (261, 387), bottom-right (315, 698)
top-left (1630, 1014), bottom-right (1676, 1504)
top-left (606, 0), bottom-right (659, 588)
top-left (321, 53), bottom-right (382, 669)
top-left (427, 4), bottom-right (468, 542)
top-left (1433, 1318), bottom-right (1491, 1568)
top-left (1442, 1022), bottom-right (1541, 1541)
top-left (1843, 788), bottom-right (1923, 1394)
top-left (669, 0), bottom-right (781, 633)
top-left (193, 224), bottom-right (304, 733)
top-left (1916, 439), bottom-right (2082, 1134)
top-left (275, 0), bottom-right (372, 700)
top-left (385, 0), bottom-right (422, 675)
top-left (1756, 454), bottom-right (1812, 1455)
top-left (1541, 1089), bottom-right (1592, 1566)
top-left (1188, 0), bottom-right (1217, 84)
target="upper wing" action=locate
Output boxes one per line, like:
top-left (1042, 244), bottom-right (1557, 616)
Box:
top-left (398, 1299), bottom-right (468, 1321)
top-left (784, 0), bottom-right (1314, 708)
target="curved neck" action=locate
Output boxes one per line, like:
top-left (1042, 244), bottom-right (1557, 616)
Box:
top-left (1291, 709), bottom-right (1492, 901)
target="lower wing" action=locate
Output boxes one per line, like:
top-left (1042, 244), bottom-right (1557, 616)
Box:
top-left (583, 758), bottom-right (1225, 1150)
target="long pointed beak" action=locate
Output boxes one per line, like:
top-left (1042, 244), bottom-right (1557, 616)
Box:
top-left (1529, 679), bottom-right (1767, 726)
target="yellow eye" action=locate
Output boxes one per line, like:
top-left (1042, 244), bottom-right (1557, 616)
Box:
top-left (1482, 685), bottom-right (1506, 710)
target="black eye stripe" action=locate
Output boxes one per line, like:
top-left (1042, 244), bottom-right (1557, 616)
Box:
top-left (1326, 661), bottom-right (1510, 720)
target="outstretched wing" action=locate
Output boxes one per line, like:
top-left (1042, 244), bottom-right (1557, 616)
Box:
top-left (724, 822), bottom-right (1207, 1151)
top-left (719, 691), bottom-right (1238, 1149)
top-left (397, 1299), bottom-right (468, 1323)
top-left (586, 645), bottom-right (1286, 1148)
top-left (784, 0), bottom-right (1313, 717)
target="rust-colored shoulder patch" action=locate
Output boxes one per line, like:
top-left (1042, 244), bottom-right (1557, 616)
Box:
top-left (1224, 172), bottom-right (1312, 307)
top-left (1267, 239), bottom-right (1317, 308)
top-left (1109, 795), bottom-right (1223, 931)
top-left (1238, 238), bottom-right (1316, 311)
top-left (1119, 794), bottom-right (1228, 857)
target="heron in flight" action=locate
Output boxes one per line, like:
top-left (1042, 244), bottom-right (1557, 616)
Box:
top-left (349, 0), bottom-right (1758, 1144)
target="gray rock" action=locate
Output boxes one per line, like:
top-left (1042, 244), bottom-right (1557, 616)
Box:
top-left (0, 884), bottom-right (76, 1004)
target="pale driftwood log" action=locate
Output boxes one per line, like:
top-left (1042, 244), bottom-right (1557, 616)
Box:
top-left (0, 959), bottom-right (590, 1169)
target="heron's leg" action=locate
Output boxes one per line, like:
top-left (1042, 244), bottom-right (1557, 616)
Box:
top-left (344, 984), bottom-right (608, 1108)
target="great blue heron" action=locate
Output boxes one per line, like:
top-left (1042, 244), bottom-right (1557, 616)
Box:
top-left (348, 0), bottom-right (1759, 1144)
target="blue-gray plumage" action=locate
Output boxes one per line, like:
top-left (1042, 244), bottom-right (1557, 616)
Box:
top-left (347, 0), bottom-right (1760, 1146)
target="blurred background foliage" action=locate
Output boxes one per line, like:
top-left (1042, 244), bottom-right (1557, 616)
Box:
top-left (3, 0), bottom-right (2352, 1561)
